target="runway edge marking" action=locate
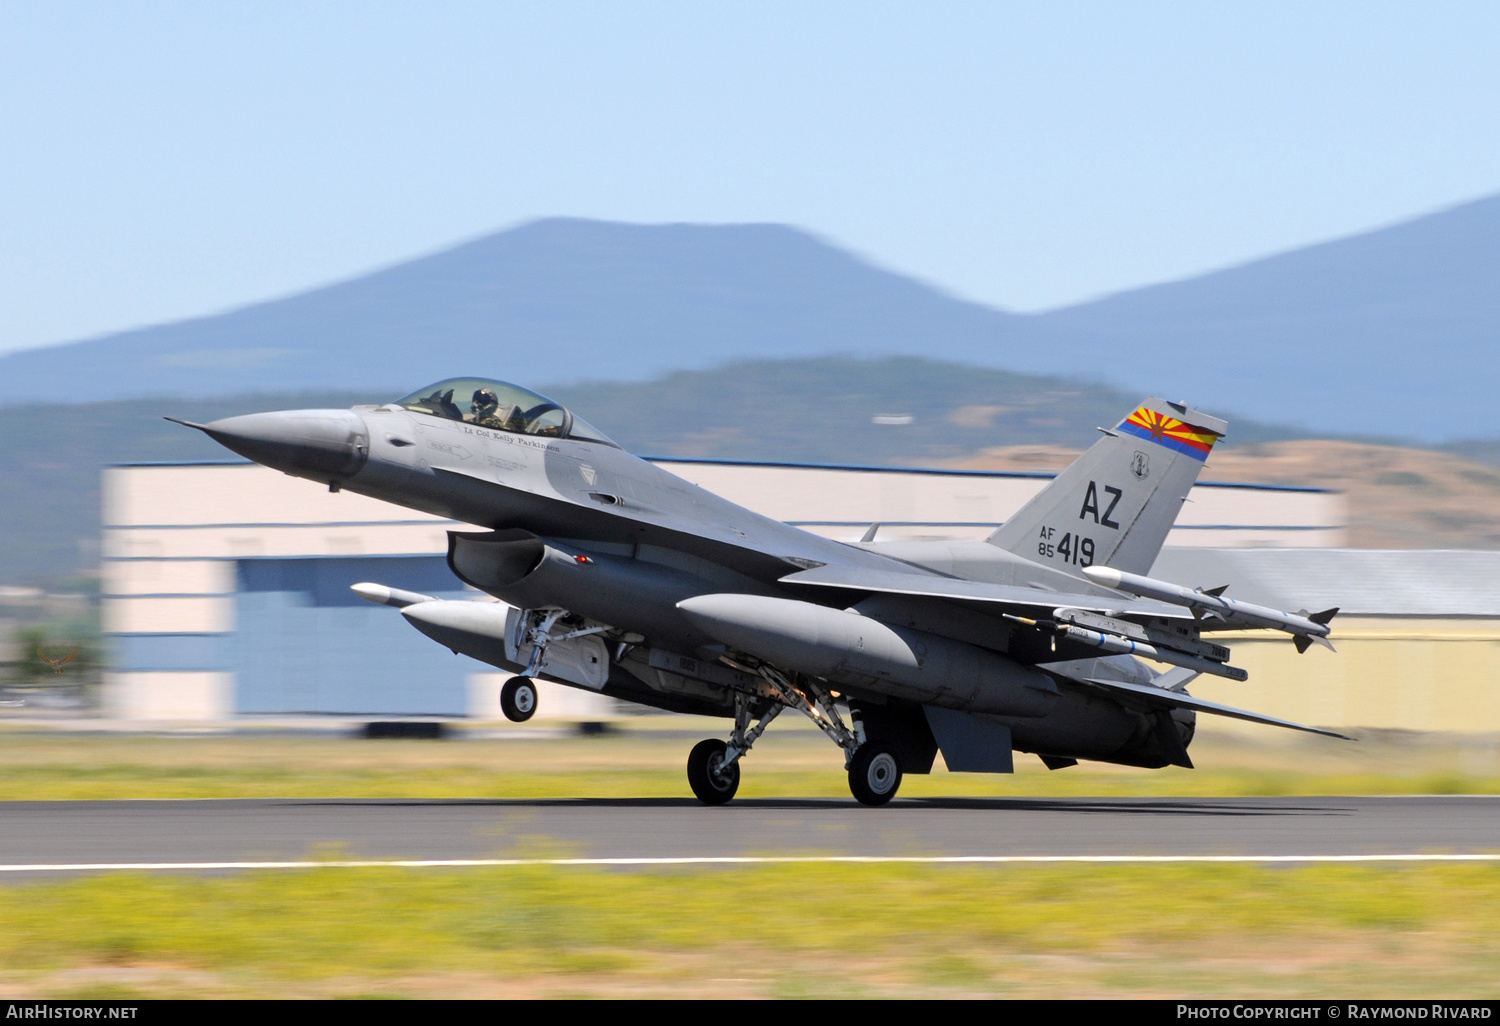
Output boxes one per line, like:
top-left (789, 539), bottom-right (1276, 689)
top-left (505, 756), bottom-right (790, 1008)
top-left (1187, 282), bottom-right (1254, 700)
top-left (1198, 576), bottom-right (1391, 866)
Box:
top-left (1, 854), bottom-right (1498, 873)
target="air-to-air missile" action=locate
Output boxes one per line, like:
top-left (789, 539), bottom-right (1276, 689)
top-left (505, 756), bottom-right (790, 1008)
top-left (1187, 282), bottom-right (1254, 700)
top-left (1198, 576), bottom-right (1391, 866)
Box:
top-left (349, 583), bottom-right (435, 609)
top-left (1082, 565), bottom-right (1338, 652)
top-left (351, 580), bottom-right (614, 695)
top-left (351, 582), bottom-right (517, 669)
top-left (1000, 612), bottom-right (1249, 681)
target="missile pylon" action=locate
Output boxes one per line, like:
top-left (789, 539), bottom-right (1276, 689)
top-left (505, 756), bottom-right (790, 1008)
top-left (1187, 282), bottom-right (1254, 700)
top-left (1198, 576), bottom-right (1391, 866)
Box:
top-left (1002, 614), bottom-right (1249, 681)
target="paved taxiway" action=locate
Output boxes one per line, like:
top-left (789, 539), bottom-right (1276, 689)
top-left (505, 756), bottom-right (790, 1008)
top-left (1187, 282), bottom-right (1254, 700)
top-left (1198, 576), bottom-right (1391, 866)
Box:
top-left (0, 796), bottom-right (1496, 867)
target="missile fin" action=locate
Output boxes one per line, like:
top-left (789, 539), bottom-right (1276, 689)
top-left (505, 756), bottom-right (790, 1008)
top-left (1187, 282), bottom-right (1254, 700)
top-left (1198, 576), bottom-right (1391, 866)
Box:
top-left (1152, 666), bottom-right (1201, 693)
top-left (1293, 635), bottom-right (1313, 654)
top-left (1202, 585), bottom-right (1229, 597)
top-left (1309, 607), bottom-right (1339, 626)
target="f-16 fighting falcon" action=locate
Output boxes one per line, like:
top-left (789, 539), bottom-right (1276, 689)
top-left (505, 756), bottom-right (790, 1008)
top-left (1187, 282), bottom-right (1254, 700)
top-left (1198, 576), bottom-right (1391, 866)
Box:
top-left (171, 379), bottom-right (1346, 806)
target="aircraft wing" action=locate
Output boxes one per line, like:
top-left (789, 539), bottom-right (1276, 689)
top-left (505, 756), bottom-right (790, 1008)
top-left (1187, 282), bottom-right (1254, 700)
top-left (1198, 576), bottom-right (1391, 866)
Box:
top-left (1072, 675), bottom-right (1353, 740)
top-left (779, 564), bottom-right (1189, 619)
top-left (778, 564), bottom-right (1271, 631)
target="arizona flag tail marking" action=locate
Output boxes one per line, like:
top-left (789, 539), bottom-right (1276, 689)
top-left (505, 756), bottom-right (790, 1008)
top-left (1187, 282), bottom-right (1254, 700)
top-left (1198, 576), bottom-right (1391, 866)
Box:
top-left (1117, 406), bottom-right (1221, 462)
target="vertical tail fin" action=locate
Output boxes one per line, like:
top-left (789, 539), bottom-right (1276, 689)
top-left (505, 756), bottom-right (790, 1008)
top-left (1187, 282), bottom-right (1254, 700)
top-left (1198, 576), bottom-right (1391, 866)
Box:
top-left (986, 398), bottom-right (1227, 576)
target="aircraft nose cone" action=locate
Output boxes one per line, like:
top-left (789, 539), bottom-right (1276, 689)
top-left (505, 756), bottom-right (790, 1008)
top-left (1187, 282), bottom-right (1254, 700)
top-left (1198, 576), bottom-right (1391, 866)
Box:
top-left (199, 409), bottom-right (370, 482)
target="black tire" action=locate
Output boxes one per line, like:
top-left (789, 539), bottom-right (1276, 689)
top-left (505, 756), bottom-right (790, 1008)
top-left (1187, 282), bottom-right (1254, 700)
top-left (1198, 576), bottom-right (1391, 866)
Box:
top-left (686, 738), bottom-right (740, 805)
top-left (500, 676), bottom-right (538, 722)
top-left (848, 742), bottom-right (902, 806)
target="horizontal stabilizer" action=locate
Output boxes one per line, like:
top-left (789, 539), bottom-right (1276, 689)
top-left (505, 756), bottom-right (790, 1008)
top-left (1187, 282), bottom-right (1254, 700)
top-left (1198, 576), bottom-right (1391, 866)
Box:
top-left (1074, 676), bottom-right (1355, 740)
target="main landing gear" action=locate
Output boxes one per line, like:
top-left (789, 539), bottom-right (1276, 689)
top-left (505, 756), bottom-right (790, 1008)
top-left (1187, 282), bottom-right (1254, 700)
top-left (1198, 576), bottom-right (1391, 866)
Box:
top-left (686, 668), bottom-right (905, 807)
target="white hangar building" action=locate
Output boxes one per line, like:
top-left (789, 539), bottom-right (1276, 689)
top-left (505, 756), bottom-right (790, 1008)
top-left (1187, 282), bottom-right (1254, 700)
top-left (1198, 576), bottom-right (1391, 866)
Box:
top-left (101, 458), bottom-right (1355, 725)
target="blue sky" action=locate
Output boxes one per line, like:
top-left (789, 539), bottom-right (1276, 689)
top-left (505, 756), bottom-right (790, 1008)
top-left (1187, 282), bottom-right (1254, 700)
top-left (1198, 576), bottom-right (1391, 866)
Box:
top-left (2, 1), bottom-right (1498, 355)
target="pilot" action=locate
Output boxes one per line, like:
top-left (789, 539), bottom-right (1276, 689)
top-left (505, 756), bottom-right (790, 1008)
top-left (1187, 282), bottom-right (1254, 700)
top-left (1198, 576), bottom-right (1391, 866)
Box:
top-left (469, 388), bottom-right (507, 430)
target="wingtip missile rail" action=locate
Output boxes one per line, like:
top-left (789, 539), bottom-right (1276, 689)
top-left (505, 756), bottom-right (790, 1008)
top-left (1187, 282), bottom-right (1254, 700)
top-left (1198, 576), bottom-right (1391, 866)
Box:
top-left (1082, 566), bottom-right (1337, 649)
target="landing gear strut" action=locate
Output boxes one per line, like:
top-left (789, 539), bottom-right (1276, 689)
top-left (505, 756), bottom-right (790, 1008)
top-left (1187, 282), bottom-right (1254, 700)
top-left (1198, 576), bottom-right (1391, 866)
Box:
top-left (684, 666), bottom-right (906, 806)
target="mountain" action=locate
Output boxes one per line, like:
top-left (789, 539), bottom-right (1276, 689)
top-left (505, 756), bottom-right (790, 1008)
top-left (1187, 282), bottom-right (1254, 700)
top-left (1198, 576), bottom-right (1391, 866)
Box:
top-left (1022, 194), bottom-right (1500, 441)
top-left (0, 220), bottom-right (1017, 405)
top-left (3, 195), bottom-right (1500, 439)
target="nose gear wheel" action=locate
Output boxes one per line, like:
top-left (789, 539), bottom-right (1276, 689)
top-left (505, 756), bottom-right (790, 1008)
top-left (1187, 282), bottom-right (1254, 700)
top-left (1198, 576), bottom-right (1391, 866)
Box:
top-left (500, 676), bottom-right (538, 722)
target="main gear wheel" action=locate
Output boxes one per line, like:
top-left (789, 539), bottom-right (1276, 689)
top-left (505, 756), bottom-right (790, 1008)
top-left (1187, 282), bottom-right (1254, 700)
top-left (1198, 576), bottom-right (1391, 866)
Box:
top-left (848, 741), bottom-right (903, 806)
top-left (687, 738), bottom-right (741, 805)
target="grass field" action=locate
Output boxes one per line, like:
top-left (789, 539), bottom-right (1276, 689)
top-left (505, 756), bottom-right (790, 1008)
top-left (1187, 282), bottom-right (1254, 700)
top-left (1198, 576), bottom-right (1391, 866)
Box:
top-left (2, 718), bottom-right (1498, 801)
top-left (1, 863), bottom-right (1497, 998)
top-left (1, 721), bottom-right (1495, 998)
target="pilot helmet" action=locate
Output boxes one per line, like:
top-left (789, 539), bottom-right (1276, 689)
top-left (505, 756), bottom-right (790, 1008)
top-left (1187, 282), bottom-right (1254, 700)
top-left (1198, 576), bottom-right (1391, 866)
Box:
top-left (471, 388), bottom-right (499, 416)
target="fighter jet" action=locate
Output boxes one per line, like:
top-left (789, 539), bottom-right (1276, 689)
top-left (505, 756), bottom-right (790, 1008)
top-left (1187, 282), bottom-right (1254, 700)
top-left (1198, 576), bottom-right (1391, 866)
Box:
top-left (172, 378), bottom-right (1346, 806)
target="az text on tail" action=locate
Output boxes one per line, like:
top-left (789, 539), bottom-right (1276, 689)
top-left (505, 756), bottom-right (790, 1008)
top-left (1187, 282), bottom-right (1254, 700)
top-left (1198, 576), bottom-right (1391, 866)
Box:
top-left (986, 398), bottom-right (1227, 577)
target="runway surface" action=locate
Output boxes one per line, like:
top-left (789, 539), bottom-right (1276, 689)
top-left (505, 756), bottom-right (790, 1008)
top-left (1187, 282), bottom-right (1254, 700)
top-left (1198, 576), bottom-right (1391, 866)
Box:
top-left (1, 796), bottom-right (1496, 869)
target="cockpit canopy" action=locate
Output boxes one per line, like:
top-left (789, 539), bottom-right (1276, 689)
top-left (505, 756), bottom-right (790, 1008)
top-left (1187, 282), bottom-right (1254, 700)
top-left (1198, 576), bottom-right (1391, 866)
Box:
top-left (392, 378), bottom-right (617, 446)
